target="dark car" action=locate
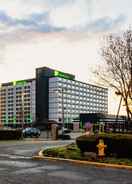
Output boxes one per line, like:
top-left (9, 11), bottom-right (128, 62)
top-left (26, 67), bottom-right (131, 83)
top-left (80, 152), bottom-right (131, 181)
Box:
top-left (22, 127), bottom-right (41, 138)
top-left (62, 128), bottom-right (71, 134)
top-left (58, 127), bottom-right (71, 140)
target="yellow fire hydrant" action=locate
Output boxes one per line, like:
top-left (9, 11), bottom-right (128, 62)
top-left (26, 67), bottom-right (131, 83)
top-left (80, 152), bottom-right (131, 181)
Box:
top-left (96, 139), bottom-right (107, 160)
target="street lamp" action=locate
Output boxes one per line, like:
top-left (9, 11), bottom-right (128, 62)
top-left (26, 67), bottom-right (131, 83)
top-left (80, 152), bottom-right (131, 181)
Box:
top-left (21, 92), bottom-right (25, 130)
top-left (49, 87), bottom-right (67, 136)
top-left (61, 88), bottom-right (65, 136)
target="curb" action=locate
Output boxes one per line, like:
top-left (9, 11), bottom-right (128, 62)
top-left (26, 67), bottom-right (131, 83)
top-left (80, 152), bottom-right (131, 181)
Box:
top-left (32, 153), bottom-right (132, 171)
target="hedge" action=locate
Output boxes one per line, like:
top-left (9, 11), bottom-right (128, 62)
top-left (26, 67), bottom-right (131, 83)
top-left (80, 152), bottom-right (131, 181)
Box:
top-left (76, 133), bottom-right (132, 158)
top-left (0, 129), bottom-right (22, 140)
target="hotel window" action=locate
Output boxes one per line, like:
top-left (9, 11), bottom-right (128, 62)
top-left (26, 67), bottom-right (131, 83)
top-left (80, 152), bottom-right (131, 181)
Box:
top-left (24, 85), bottom-right (30, 89)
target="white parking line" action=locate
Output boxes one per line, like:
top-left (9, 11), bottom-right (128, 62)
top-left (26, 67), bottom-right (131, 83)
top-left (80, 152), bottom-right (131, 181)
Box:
top-left (0, 160), bottom-right (37, 168)
top-left (0, 153), bottom-right (31, 159)
top-left (14, 165), bottom-right (61, 174)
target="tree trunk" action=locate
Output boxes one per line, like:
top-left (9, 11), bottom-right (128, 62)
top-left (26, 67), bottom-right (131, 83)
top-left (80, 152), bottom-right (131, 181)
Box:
top-left (124, 97), bottom-right (132, 122)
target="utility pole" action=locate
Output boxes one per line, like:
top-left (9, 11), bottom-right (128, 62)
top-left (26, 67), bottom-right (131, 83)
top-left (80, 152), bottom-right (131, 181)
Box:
top-left (21, 92), bottom-right (25, 130)
top-left (49, 87), bottom-right (66, 136)
top-left (61, 88), bottom-right (65, 136)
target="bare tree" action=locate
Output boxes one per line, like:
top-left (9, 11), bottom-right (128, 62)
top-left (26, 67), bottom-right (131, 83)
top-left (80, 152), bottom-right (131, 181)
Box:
top-left (97, 29), bottom-right (132, 121)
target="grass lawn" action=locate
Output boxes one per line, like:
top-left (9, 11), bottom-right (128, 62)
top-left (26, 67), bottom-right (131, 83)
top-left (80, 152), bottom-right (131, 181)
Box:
top-left (43, 143), bottom-right (82, 160)
top-left (42, 143), bottom-right (132, 166)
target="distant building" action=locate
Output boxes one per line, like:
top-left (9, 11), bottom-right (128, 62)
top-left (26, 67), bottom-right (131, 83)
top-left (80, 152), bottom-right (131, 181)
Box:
top-left (80, 113), bottom-right (127, 124)
top-left (80, 113), bottom-right (128, 133)
top-left (0, 67), bottom-right (108, 129)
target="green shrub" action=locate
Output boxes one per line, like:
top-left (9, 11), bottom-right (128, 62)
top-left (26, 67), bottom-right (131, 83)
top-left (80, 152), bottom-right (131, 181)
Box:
top-left (76, 133), bottom-right (132, 158)
top-left (0, 129), bottom-right (22, 140)
top-left (43, 144), bottom-right (82, 160)
top-left (43, 147), bottom-right (61, 157)
top-left (76, 135), bottom-right (97, 154)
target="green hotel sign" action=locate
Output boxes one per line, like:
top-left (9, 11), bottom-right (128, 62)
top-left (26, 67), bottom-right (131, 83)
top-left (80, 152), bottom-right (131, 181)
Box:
top-left (53, 70), bottom-right (74, 80)
top-left (13, 80), bottom-right (27, 86)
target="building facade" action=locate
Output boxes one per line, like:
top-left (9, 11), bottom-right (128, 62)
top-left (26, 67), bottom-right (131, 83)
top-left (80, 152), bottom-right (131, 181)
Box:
top-left (0, 67), bottom-right (108, 128)
top-left (79, 113), bottom-right (127, 133)
top-left (48, 77), bottom-right (108, 123)
top-left (0, 79), bottom-right (35, 127)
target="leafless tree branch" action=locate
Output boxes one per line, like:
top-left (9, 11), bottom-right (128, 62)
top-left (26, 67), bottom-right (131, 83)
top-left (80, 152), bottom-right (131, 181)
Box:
top-left (97, 29), bottom-right (132, 121)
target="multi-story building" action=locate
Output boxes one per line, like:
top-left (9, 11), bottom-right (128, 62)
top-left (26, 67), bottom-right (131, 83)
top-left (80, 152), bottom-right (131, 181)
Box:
top-left (48, 77), bottom-right (108, 123)
top-left (0, 67), bottom-right (108, 128)
top-left (0, 79), bottom-right (35, 127)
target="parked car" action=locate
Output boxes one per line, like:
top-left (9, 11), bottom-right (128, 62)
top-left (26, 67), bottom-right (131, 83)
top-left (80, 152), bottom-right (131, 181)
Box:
top-left (58, 127), bottom-right (71, 140)
top-left (62, 127), bottom-right (71, 134)
top-left (22, 127), bottom-right (41, 138)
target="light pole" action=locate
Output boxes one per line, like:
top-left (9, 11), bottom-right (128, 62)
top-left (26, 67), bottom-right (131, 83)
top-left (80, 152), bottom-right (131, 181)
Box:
top-left (21, 92), bottom-right (25, 130)
top-left (61, 88), bottom-right (65, 136)
top-left (49, 87), bottom-right (67, 136)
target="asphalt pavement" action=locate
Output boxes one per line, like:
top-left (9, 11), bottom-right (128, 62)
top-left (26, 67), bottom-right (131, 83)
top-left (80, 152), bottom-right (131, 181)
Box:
top-left (0, 133), bottom-right (132, 184)
top-left (0, 153), bottom-right (132, 184)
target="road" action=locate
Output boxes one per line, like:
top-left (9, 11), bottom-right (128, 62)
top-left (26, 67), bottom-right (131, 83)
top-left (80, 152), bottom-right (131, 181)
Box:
top-left (0, 139), bottom-right (132, 184)
top-left (0, 139), bottom-right (74, 158)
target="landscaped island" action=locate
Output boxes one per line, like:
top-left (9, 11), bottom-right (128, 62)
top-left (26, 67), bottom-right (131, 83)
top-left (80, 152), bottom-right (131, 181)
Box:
top-left (42, 133), bottom-right (132, 166)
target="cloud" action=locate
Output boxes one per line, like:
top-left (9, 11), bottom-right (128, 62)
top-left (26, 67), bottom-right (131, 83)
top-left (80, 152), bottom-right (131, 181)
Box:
top-left (0, 0), bottom-right (128, 45)
top-left (0, 10), bottom-right (65, 34)
top-left (46, 0), bottom-right (75, 7)
top-left (83, 14), bottom-right (126, 33)
top-left (0, 0), bottom-right (48, 19)
top-left (0, 10), bottom-right (14, 25)
top-left (0, 0), bottom-right (130, 116)
top-left (0, 0), bottom-right (75, 20)
top-left (0, 7), bottom-right (126, 34)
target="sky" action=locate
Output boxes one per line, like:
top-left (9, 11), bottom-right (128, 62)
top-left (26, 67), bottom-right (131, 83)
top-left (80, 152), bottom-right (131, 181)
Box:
top-left (0, 0), bottom-right (131, 115)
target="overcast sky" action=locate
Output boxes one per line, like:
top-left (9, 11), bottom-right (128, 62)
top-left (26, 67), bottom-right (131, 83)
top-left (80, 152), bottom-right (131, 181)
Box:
top-left (0, 0), bottom-right (131, 115)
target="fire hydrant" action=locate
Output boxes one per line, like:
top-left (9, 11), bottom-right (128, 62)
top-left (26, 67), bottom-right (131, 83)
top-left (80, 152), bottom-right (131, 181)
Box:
top-left (96, 139), bottom-right (107, 160)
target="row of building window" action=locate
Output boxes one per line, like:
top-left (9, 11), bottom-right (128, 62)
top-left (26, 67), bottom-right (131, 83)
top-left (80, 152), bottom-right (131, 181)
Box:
top-left (49, 87), bottom-right (107, 97)
top-left (49, 94), bottom-right (107, 101)
top-left (0, 120), bottom-right (32, 123)
top-left (49, 104), bottom-right (108, 109)
top-left (49, 102), bottom-right (108, 107)
top-left (1, 89), bottom-right (31, 95)
top-left (49, 107), bottom-right (107, 112)
top-left (0, 95), bottom-right (29, 99)
top-left (49, 78), bottom-right (107, 92)
top-left (49, 99), bottom-right (107, 105)
top-left (0, 85), bottom-right (31, 91)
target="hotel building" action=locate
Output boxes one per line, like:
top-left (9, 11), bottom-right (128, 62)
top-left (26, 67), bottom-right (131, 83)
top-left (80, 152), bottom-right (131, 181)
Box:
top-left (0, 67), bottom-right (108, 128)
